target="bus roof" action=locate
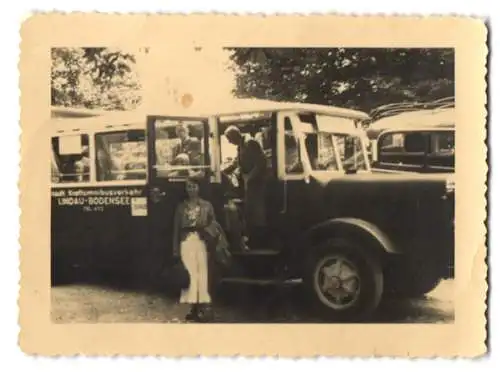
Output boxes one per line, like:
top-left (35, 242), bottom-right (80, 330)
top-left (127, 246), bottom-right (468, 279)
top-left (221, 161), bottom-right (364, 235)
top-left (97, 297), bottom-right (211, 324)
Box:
top-left (51, 111), bottom-right (147, 134)
top-left (197, 98), bottom-right (370, 121)
top-left (51, 106), bottom-right (111, 118)
top-left (378, 126), bottom-right (455, 136)
top-left (51, 99), bottom-right (370, 135)
top-left (53, 98), bottom-right (368, 119)
top-left (366, 108), bottom-right (455, 140)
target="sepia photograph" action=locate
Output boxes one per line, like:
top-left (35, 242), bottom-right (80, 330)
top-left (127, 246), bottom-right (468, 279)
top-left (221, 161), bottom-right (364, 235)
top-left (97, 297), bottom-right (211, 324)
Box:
top-left (18, 14), bottom-right (486, 357)
top-left (49, 46), bottom-right (455, 324)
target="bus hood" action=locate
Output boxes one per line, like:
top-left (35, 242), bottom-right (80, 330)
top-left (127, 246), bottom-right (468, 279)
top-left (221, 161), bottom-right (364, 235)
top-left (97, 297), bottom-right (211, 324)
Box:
top-left (307, 170), bottom-right (453, 188)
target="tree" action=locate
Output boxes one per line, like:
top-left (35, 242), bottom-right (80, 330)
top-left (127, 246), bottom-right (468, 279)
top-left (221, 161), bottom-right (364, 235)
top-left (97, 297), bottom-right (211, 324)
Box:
top-left (227, 48), bottom-right (454, 114)
top-left (51, 47), bottom-right (143, 110)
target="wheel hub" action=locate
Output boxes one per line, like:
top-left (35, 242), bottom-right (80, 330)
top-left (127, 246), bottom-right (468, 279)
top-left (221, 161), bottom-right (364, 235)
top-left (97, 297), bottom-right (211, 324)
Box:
top-left (315, 255), bottom-right (361, 310)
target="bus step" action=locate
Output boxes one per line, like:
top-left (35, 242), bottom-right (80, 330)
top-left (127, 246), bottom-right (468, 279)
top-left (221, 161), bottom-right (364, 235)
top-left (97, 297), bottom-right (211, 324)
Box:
top-left (219, 277), bottom-right (302, 286)
top-left (230, 249), bottom-right (281, 257)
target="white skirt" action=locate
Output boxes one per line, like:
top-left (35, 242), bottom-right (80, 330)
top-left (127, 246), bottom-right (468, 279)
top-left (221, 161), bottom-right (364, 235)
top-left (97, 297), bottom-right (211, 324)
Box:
top-left (179, 232), bottom-right (212, 304)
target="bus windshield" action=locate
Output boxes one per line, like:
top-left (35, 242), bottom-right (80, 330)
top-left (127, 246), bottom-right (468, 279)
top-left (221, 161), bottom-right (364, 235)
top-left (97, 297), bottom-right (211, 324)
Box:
top-left (294, 115), bottom-right (369, 173)
top-left (302, 131), bottom-right (340, 171)
top-left (334, 134), bottom-right (369, 172)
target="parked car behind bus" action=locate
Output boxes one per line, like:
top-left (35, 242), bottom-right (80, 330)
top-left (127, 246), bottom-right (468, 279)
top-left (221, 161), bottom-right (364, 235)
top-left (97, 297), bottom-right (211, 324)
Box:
top-left (367, 105), bottom-right (455, 173)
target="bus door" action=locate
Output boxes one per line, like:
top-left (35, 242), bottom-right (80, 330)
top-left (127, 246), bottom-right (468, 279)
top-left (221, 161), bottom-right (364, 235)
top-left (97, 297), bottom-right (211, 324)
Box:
top-left (146, 115), bottom-right (212, 272)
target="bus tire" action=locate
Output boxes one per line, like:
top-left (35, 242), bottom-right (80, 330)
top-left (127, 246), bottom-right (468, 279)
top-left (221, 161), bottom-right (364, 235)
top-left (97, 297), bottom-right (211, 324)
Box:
top-left (385, 275), bottom-right (442, 299)
top-left (304, 238), bottom-right (383, 322)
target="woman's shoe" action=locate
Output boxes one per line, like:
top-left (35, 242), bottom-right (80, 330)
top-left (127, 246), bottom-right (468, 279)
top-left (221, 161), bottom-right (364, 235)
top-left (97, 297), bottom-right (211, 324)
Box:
top-left (197, 304), bottom-right (214, 323)
top-left (185, 305), bottom-right (199, 322)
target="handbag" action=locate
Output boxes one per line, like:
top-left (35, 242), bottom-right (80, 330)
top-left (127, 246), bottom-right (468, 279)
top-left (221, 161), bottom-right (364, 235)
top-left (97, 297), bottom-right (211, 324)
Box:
top-left (214, 231), bottom-right (232, 268)
top-left (204, 222), bottom-right (232, 268)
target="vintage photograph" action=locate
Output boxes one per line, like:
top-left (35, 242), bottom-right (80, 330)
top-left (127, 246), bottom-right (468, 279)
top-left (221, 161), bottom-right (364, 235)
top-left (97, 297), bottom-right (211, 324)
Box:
top-left (50, 46), bottom-right (456, 324)
top-left (19, 14), bottom-right (487, 357)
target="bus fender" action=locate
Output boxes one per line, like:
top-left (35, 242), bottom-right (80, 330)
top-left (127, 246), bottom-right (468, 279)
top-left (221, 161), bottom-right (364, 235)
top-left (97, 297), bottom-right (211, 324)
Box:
top-left (305, 217), bottom-right (398, 256)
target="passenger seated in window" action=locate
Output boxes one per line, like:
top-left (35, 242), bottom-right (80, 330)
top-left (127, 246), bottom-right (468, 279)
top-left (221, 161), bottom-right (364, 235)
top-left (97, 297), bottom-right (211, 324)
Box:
top-left (59, 156), bottom-right (78, 182)
top-left (182, 139), bottom-right (206, 179)
top-left (96, 142), bottom-right (122, 181)
top-left (59, 154), bottom-right (88, 182)
top-left (172, 122), bottom-right (198, 159)
top-left (167, 150), bottom-right (205, 179)
top-left (168, 153), bottom-right (191, 178)
top-left (74, 159), bottom-right (89, 182)
top-left (51, 160), bottom-right (60, 183)
top-left (187, 139), bottom-right (204, 172)
top-left (156, 141), bottom-right (173, 166)
top-left (123, 162), bottom-right (146, 180)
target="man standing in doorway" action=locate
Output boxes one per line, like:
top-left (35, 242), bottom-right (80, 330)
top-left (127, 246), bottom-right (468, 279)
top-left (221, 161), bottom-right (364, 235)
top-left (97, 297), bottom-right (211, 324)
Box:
top-left (222, 126), bottom-right (268, 250)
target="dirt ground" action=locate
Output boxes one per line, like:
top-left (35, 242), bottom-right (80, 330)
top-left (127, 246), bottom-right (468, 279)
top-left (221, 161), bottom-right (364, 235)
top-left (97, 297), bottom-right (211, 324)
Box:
top-left (51, 279), bottom-right (454, 324)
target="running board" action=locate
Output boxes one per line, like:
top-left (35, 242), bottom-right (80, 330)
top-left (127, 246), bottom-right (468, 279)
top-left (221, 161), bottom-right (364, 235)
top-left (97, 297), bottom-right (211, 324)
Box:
top-left (231, 249), bottom-right (281, 256)
top-left (219, 277), bottom-right (302, 286)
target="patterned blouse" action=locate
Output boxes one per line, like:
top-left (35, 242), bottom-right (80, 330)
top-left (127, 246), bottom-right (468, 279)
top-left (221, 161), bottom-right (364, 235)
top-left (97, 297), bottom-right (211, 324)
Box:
top-left (184, 202), bottom-right (201, 227)
top-left (172, 199), bottom-right (215, 256)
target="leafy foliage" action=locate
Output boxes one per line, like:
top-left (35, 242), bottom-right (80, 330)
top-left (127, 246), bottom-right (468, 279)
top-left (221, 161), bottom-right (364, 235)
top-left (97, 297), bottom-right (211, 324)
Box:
top-left (51, 47), bottom-right (142, 110)
top-left (228, 48), bottom-right (454, 114)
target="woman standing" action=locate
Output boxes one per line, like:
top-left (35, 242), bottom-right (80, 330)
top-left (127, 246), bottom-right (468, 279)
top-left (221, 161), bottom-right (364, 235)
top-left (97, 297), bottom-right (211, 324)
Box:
top-left (172, 177), bottom-right (229, 322)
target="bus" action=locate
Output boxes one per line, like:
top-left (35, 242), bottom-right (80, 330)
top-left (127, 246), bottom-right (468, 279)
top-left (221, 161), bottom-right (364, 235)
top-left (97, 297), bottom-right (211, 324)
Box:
top-left (51, 99), bottom-right (454, 321)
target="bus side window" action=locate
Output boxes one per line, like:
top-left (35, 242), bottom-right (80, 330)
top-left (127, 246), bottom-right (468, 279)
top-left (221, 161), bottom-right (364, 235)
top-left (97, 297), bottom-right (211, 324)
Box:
top-left (51, 134), bottom-right (90, 183)
top-left (95, 130), bottom-right (147, 181)
top-left (154, 119), bottom-right (209, 180)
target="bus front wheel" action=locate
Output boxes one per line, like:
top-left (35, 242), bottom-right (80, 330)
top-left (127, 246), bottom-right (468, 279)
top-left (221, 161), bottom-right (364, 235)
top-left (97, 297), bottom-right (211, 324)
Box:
top-left (304, 238), bottom-right (384, 322)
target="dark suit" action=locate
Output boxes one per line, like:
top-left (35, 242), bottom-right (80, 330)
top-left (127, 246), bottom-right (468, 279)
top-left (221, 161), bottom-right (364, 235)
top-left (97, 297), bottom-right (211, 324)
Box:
top-left (172, 137), bottom-right (199, 161)
top-left (224, 136), bottom-right (268, 230)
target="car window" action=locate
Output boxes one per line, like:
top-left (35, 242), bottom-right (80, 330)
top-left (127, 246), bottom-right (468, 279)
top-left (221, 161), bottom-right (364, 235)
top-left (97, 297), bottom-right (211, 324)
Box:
top-left (428, 131), bottom-right (455, 170)
top-left (379, 132), bottom-right (405, 152)
top-left (430, 131), bottom-right (455, 155)
top-left (378, 132), bottom-right (426, 166)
